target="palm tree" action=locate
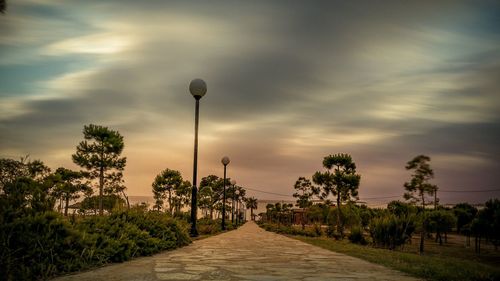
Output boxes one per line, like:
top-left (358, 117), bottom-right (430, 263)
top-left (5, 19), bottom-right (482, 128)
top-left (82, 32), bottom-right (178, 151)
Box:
top-left (246, 197), bottom-right (258, 221)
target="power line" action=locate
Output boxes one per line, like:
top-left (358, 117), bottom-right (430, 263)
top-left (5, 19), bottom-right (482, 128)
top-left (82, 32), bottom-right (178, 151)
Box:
top-left (244, 186), bottom-right (294, 197)
top-left (440, 189), bottom-right (500, 193)
top-left (358, 195), bottom-right (402, 200)
top-left (242, 186), bottom-right (500, 200)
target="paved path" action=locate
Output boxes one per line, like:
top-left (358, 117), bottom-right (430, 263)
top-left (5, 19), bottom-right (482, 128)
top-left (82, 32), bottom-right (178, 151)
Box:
top-left (54, 221), bottom-right (420, 281)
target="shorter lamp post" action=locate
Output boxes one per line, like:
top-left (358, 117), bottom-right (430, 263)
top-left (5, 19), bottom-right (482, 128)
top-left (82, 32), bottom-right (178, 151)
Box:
top-left (231, 179), bottom-right (236, 224)
top-left (235, 189), bottom-right (240, 226)
top-left (221, 156), bottom-right (230, 230)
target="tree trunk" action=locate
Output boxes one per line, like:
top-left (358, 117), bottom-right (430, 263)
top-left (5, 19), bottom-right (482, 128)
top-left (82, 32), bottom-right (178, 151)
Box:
top-left (98, 141), bottom-right (105, 216)
top-left (420, 194), bottom-right (425, 254)
top-left (434, 190), bottom-right (437, 210)
top-left (64, 195), bottom-right (69, 216)
top-left (168, 189), bottom-right (172, 215)
top-left (337, 194), bottom-right (343, 238)
top-left (251, 208), bottom-right (254, 221)
top-left (99, 166), bottom-right (104, 216)
top-left (121, 190), bottom-right (130, 209)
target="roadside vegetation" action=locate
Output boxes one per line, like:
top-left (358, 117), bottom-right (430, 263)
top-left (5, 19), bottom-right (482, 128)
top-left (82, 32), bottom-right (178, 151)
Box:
top-left (0, 124), bottom-right (248, 280)
top-left (258, 153), bottom-right (500, 281)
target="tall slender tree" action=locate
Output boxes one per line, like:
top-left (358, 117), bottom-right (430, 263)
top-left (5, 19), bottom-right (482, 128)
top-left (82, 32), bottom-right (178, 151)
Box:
top-left (313, 153), bottom-right (360, 238)
top-left (72, 124), bottom-right (126, 215)
top-left (293, 177), bottom-right (315, 228)
top-left (403, 154), bottom-right (437, 254)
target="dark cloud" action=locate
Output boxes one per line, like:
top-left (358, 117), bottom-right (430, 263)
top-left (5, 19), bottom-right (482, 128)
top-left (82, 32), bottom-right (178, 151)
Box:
top-left (1, 0), bottom-right (500, 203)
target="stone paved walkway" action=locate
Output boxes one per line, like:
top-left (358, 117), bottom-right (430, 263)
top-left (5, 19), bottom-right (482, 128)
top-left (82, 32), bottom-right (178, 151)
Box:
top-left (54, 221), bottom-right (420, 281)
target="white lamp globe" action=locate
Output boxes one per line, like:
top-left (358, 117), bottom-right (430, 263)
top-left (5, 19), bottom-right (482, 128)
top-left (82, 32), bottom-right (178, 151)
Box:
top-left (189, 79), bottom-right (207, 99)
top-left (221, 156), bottom-right (230, 166)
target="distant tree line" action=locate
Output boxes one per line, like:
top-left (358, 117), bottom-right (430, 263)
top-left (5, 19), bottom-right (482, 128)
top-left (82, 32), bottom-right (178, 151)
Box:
top-left (260, 153), bottom-right (500, 254)
top-left (151, 170), bottom-right (258, 222)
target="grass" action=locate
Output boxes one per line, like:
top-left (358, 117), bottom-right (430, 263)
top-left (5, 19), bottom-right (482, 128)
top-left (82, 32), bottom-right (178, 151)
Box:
top-left (292, 236), bottom-right (500, 281)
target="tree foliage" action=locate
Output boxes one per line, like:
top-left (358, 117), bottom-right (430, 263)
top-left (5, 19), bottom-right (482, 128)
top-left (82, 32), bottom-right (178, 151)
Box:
top-left (293, 177), bottom-right (314, 209)
top-left (453, 203), bottom-right (478, 234)
top-left (152, 169), bottom-right (183, 213)
top-left (245, 197), bottom-right (258, 221)
top-left (313, 153), bottom-right (360, 238)
top-left (72, 124), bottom-right (127, 215)
top-left (403, 154), bottom-right (437, 254)
top-left (51, 167), bottom-right (91, 216)
top-left (198, 175), bottom-right (229, 219)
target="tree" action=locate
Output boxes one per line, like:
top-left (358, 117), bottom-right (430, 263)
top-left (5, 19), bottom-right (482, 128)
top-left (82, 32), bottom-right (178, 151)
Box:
top-left (172, 180), bottom-right (191, 215)
top-left (0, 157), bottom-right (55, 215)
top-left (51, 167), bottom-right (91, 216)
top-left (293, 177), bottom-right (314, 209)
top-left (453, 203), bottom-right (478, 234)
top-left (152, 169), bottom-right (183, 214)
top-left (245, 197), bottom-right (258, 221)
top-left (293, 177), bottom-right (315, 228)
top-left (72, 124), bottom-right (126, 215)
top-left (403, 154), bottom-right (437, 254)
top-left (199, 175), bottom-right (227, 219)
top-left (427, 210), bottom-right (456, 245)
top-left (80, 194), bottom-right (125, 215)
top-left (480, 199), bottom-right (500, 250)
top-left (234, 185), bottom-right (246, 222)
top-left (103, 172), bottom-right (130, 209)
top-left (313, 153), bottom-right (361, 238)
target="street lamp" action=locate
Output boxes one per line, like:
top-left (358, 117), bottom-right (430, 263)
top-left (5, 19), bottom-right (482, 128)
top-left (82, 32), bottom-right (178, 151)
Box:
top-left (189, 78), bottom-right (207, 237)
top-left (221, 156), bottom-right (230, 230)
top-left (235, 189), bottom-right (240, 226)
top-left (231, 179), bottom-right (236, 224)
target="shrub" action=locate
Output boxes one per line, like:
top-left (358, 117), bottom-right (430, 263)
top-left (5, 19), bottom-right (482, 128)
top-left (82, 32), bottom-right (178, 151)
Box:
top-left (325, 224), bottom-right (341, 239)
top-left (0, 211), bottom-right (92, 280)
top-left (348, 226), bottom-right (367, 245)
top-left (0, 209), bottom-right (191, 280)
top-left (313, 223), bottom-right (323, 236)
top-left (369, 214), bottom-right (415, 250)
top-left (197, 218), bottom-right (236, 235)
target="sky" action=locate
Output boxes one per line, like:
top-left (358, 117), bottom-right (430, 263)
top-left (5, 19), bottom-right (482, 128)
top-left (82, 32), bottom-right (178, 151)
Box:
top-left (1, 0), bottom-right (499, 205)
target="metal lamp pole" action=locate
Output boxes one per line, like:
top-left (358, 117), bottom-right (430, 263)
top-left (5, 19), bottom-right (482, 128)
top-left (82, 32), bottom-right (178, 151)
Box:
top-left (231, 179), bottom-right (236, 224)
top-left (189, 79), bottom-right (207, 237)
top-left (221, 156), bottom-right (230, 230)
top-left (235, 189), bottom-right (240, 226)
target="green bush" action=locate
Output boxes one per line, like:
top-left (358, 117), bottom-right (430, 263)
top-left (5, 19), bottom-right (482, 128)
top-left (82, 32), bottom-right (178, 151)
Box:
top-left (0, 209), bottom-right (191, 280)
top-left (258, 222), bottom-right (320, 237)
top-left (348, 226), bottom-right (367, 245)
top-left (369, 214), bottom-right (415, 250)
top-left (197, 218), bottom-right (236, 235)
top-left (0, 211), bottom-right (92, 280)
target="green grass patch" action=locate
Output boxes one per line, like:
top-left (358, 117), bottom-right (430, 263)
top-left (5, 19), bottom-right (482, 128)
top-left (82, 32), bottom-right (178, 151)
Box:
top-left (293, 236), bottom-right (500, 281)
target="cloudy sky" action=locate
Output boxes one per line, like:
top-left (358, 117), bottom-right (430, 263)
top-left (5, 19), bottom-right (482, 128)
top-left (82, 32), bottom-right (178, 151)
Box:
top-left (1, 0), bottom-right (499, 205)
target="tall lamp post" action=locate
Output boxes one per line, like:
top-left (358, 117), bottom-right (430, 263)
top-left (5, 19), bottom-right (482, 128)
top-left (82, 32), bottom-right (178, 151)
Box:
top-left (189, 78), bottom-right (207, 237)
top-left (231, 179), bottom-right (236, 224)
top-left (221, 156), bottom-right (230, 230)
